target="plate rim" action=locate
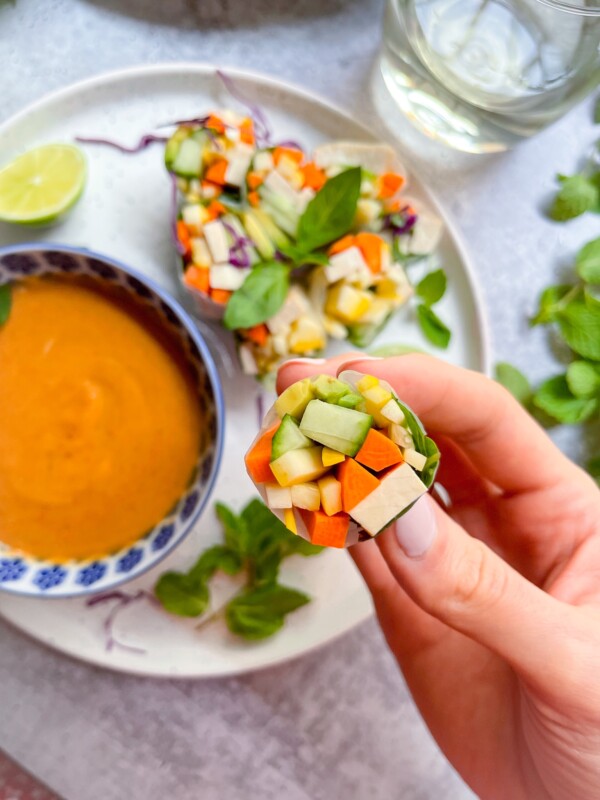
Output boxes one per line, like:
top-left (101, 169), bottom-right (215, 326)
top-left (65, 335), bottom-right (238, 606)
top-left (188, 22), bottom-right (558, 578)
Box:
top-left (0, 61), bottom-right (492, 678)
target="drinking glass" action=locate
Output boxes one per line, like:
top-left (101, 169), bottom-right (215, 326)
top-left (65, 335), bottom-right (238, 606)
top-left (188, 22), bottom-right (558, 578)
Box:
top-left (380, 0), bottom-right (600, 153)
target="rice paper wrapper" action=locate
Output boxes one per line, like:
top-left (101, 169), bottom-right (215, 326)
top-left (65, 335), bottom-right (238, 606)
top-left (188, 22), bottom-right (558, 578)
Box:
top-left (246, 370), bottom-right (440, 548)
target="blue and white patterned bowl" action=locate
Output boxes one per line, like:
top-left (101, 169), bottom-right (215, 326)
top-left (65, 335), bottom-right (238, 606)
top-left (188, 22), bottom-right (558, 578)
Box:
top-left (0, 244), bottom-right (224, 598)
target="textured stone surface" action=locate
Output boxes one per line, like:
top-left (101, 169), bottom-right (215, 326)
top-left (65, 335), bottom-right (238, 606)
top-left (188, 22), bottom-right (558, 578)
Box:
top-left (0, 1), bottom-right (597, 798)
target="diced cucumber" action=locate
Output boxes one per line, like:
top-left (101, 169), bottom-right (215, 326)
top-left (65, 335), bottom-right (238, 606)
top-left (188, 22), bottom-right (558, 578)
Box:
top-left (347, 320), bottom-right (389, 348)
top-left (313, 376), bottom-right (350, 404)
top-left (171, 137), bottom-right (204, 178)
top-left (271, 415), bottom-right (313, 461)
top-left (270, 446), bottom-right (328, 487)
top-left (165, 128), bottom-right (190, 172)
top-left (337, 392), bottom-right (363, 409)
top-left (299, 400), bottom-right (373, 457)
top-left (242, 211), bottom-right (275, 260)
top-left (252, 208), bottom-right (291, 249)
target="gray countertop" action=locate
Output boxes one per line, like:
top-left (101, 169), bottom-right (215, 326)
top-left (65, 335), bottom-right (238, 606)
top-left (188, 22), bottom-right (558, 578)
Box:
top-left (0, 1), bottom-right (597, 798)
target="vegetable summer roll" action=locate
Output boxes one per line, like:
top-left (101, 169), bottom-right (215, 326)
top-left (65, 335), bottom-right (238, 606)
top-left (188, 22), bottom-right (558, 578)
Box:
top-left (245, 371), bottom-right (440, 548)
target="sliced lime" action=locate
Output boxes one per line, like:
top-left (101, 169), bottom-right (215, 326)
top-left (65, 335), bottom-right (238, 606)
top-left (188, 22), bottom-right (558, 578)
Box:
top-left (0, 143), bottom-right (87, 225)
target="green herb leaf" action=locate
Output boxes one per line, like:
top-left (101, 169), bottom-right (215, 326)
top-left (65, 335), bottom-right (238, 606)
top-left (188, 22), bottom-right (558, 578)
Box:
top-left (296, 167), bottom-right (361, 253)
top-left (584, 287), bottom-right (600, 310)
top-left (416, 303), bottom-right (451, 349)
top-left (154, 572), bottom-right (210, 617)
top-left (415, 269), bottom-right (447, 306)
top-left (0, 284), bottom-right (12, 326)
top-left (550, 174), bottom-right (599, 221)
top-left (587, 455), bottom-right (600, 484)
top-left (368, 343), bottom-right (424, 357)
top-left (277, 244), bottom-right (329, 266)
top-left (576, 237), bottom-right (600, 284)
top-left (421, 436), bottom-right (441, 488)
top-left (530, 284), bottom-right (573, 326)
top-left (394, 399), bottom-right (426, 454)
top-left (566, 361), bottom-right (600, 399)
top-left (495, 362), bottom-right (533, 405)
top-left (225, 584), bottom-right (310, 640)
top-left (215, 502), bottom-right (248, 555)
top-left (223, 262), bottom-right (289, 330)
top-left (532, 375), bottom-right (598, 424)
top-left (557, 302), bottom-right (600, 360)
top-left (595, 96), bottom-right (600, 125)
top-left (190, 545), bottom-right (243, 581)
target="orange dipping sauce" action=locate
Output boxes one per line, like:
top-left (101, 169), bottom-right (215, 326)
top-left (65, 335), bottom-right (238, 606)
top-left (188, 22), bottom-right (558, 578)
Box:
top-left (0, 276), bottom-right (202, 561)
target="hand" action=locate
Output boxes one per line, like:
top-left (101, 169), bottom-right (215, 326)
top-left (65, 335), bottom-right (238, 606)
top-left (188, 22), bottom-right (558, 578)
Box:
top-left (277, 354), bottom-right (600, 800)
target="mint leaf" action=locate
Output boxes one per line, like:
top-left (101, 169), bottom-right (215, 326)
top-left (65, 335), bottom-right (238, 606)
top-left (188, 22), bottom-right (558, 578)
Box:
top-left (495, 362), bottom-right (532, 405)
top-left (415, 269), bottom-right (447, 306)
top-left (531, 284), bottom-right (572, 326)
top-left (550, 174), bottom-right (599, 221)
top-left (566, 361), bottom-right (600, 399)
top-left (225, 584), bottom-right (310, 640)
top-left (368, 343), bottom-right (424, 357)
top-left (297, 167), bottom-right (361, 253)
top-left (557, 302), bottom-right (600, 360)
top-left (155, 572), bottom-right (210, 617)
top-left (416, 303), bottom-right (451, 349)
top-left (281, 535), bottom-right (324, 558)
top-left (190, 545), bottom-right (243, 581)
top-left (215, 502), bottom-right (248, 555)
top-left (576, 237), bottom-right (600, 284)
top-left (532, 375), bottom-right (598, 424)
top-left (0, 284), bottom-right (11, 326)
top-left (224, 261), bottom-right (289, 330)
top-left (585, 287), bottom-right (600, 310)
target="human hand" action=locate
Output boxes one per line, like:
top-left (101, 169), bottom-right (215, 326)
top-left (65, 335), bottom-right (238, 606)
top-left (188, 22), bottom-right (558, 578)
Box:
top-left (277, 354), bottom-right (600, 800)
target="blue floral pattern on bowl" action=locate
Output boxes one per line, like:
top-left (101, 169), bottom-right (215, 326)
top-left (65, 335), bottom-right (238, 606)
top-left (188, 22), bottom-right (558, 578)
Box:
top-left (0, 245), bottom-right (224, 599)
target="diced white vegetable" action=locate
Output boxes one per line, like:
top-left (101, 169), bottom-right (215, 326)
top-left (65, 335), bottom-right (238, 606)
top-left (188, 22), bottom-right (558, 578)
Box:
top-left (265, 483), bottom-right (292, 509)
top-left (225, 153), bottom-right (252, 187)
top-left (325, 284), bottom-right (373, 324)
top-left (266, 285), bottom-right (308, 334)
top-left (360, 179), bottom-right (378, 198)
top-left (233, 142), bottom-right (255, 157)
top-left (356, 198), bottom-right (381, 225)
top-left (264, 169), bottom-right (299, 204)
top-left (325, 246), bottom-right (369, 283)
top-left (182, 204), bottom-right (207, 233)
top-left (238, 343), bottom-right (259, 375)
top-left (323, 316), bottom-right (348, 340)
top-left (314, 142), bottom-right (407, 181)
top-left (203, 220), bottom-right (230, 263)
top-left (225, 126), bottom-right (241, 142)
top-left (402, 448), bottom-right (427, 471)
top-left (295, 186), bottom-right (316, 214)
top-left (254, 151), bottom-right (274, 172)
top-left (271, 334), bottom-right (288, 355)
top-left (219, 108), bottom-right (244, 126)
top-left (201, 183), bottom-right (219, 199)
top-left (276, 155), bottom-right (303, 187)
top-left (291, 482), bottom-right (321, 511)
top-left (389, 423), bottom-right (413, 448)
top-left (209, 264), bottom-right (249, 291)
top-left (350, 463), bottom-right (427, 536)
top-left (189, 179), bottom-right (201, 195)
top-left (318, 476), bottom-right (343, 516)
top-left (191, 237), bottom-right (212, 268)
top-left (358, 297), bottom-right (392, 326)
top-left (380, 399), bottom-right (405, 425)
top-left (400, 196), bottom-right (443, 255)
top-left (288, 315), bottom-right (326, 354)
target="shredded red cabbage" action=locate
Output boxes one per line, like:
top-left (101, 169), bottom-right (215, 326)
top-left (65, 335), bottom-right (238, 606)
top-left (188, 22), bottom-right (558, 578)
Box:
top-left (170, 173), bottom-right (187, 256)
top-left (87, 590), bottom-right (155, 654)
top-left (256, 392), bottom-right (266, 429)
top-left (385, 208), bottom-right (418, 236)
top-left (275, 140), bottom-right (304, 152)
top-left (223, 220), bottom-right (254, 268)
top-left (75, 133), bottom-right (168, 153)
top-left (216, 70), bottom-right (272, 146)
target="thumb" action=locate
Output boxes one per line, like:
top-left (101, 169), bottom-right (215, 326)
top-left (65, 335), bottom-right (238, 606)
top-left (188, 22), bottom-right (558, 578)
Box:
top-left (376, 496), bottom-right (584, 693)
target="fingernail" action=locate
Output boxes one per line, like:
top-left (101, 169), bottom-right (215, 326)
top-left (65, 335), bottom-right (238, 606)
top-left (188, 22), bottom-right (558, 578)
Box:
top-left (394, 497), bottom-right (437, 558)
top-left (342, 356), bottom-right (382, 363)
top-left (283, 357), bottom-right (327, 366)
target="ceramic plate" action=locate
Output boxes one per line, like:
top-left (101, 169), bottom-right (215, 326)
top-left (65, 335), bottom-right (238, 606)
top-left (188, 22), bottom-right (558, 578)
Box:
top-left (0, 64), bottom-right (490, 677)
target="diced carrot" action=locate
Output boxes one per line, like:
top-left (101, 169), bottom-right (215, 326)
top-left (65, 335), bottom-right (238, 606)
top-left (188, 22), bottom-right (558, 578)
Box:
top-left (239, 117), bottom-right (255, 145)
top-left (201, 180), bottom-right (222, 197)
top-left (355, 232), bottom-right (383, 274)
top-left (355, 428), bottom-right (404, 472)
top-left (301, 162), bottom-right (327, 191)
top-left (378, 172), bottom-right (405, 199)
top-left (273, 146), bottom-right (304, 166)
top-left (327, 234), bottom-right (356, 256)
top-left (205, 158), bottom-right (228, 186)
top-left (205, 114), bottom-right (226, 134)
top-left (184, 266), bottom-right (210, 294)
top-left (242, 323), bottom-right (269, 346)
top-left (206, 200), bottom-right (227, 220)
top-left (210, 289), bottom-right (232, 305)
top-left (247, 171), bottom-right (264, 189)
top-left (298, 509), bottom-right (349, 548)
top-left (245, 424), bottom-right (280, 484)
top-left (248, 190), bottom-right (260, 207)
top-left (177, 220), bottom-right (192, 257)
top-left (337, 458), bottom-right (380, 512)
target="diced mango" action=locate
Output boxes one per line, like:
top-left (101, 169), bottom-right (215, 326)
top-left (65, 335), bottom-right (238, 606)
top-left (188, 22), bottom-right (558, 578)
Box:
top-left (363, 399), bottom-right (391, 428)
top-left (288, 317), bottom-right (326, 354)
top-left (270, 446), bottom-right (328, 487)
top-left (275, 378), bottom-right (315, 419)
top-left (265, 484), bottom-right (292, 509)
top-left (325, 284), bottom-right (373, 324)
top-left (357, 375), bottom-right (379, 392)
top-left (284, 508), bottom-right (297, 534)
top-left (291, 482), bottom-right (321, 511)
top-left (361, 384), bottom-right (393, 409)
top-left (318, 476), bottom-right (343, 516)
top-left (402, 448), bottom-right (427, 471)
top-left (322, 447), bottom-right (346, 467)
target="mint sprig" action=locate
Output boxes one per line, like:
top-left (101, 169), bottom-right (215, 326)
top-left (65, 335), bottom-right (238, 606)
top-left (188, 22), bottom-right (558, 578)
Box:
top-left (413, 267), bottom-right (451, 349)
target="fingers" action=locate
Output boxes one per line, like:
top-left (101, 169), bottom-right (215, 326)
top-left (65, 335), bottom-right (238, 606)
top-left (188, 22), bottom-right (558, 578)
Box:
top-left (376, 495), bottom-right (588, 694)
top-left (276, 353), bottom-right (359, 394)
top-left (339, 355), bottom-right (577, 494)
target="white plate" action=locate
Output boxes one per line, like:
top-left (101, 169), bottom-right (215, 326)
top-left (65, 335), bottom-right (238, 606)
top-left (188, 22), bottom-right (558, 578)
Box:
top-left (0, 63), bottom-right (491, 678)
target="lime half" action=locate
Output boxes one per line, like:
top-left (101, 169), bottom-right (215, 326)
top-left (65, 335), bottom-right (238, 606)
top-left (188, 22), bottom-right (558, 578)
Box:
top-left (0, 143), bottom-right (87, 225)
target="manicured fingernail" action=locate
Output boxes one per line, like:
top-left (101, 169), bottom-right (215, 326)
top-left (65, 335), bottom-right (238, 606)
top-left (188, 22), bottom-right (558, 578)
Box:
top-left (342, 356), bottom-right (382, 363)
top-left (394, 497), bottom-right (437, 558)
top-left (283, 357), bottom-right (327, 366)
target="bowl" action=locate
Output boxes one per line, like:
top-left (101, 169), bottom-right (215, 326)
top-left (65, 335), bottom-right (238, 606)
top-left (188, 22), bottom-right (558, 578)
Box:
top-left (0, 244), bottom-right (224, 598)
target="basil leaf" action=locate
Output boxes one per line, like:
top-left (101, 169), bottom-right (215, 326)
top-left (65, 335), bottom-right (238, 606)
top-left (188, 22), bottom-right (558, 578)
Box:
top-left (415, 269), bottom-right (447, 306)
top-left (495, 362), bottom-right (533, 405)
top-left (278, 244), bottom-right (329, 266)
top-left (421, 436), bottom-right (441, 488)
top-left (530, 284), bottom-right (573, 326)
top-left (566, 361), bottom-right (600, 399)
top-left (394, 399), bottom-right (426, 454)
top-left (576, 237), bottom-right (600, 284)
top-left (225, 584), bottom-right (310, 640)
top-left (154, 572), bottom-right (210, 617)
top-left (223, 262), bottom-right (289, 330)
top-left (532, 375), bottom-right (598, 424)
top-left (0, 284), bottom-right (12, 326)
top-left (550, 174), bottom-right (599, 221)
top-left (416, 303), bottom-right (451, 349)
top-left (190, 545), bottom-right (243, 581)
top-left (557, 302), bottom-right (600, 361)
top-left (296, 167), bottom-right (361, 253)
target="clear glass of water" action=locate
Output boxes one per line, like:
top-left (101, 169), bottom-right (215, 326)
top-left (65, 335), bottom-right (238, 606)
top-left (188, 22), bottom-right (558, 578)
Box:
top-left (380, 0), bottom-right (600, 153)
